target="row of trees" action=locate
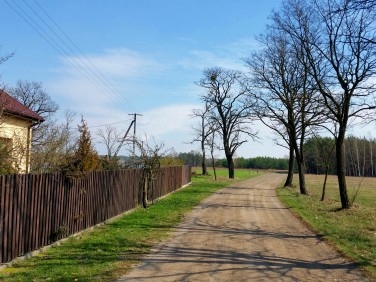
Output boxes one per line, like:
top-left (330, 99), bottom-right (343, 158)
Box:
top-left (305, 136), bottom-right (376, 177)
top-left (176, 150), bottom-right (289, 170)
top-left (217, 157), bottom-right (289, 170)
top-left (176, 151), bottom-right (203, 167)
top-left (193, 0), bottom-right (376, 209)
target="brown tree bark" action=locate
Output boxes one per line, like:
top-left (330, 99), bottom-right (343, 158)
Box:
top-left (284, 146), bottom-right (294, 187)
top-left (336, 129), bottom-right (351, 209)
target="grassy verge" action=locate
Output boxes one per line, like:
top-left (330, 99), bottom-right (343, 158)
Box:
top-left (0, 168), bottom-right (260, 281)
top-left (277, 174), bottom-right (376, 278)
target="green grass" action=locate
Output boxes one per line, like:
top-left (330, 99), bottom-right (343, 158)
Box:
top-left (277, 174), bottom-right (376, 279)
top-left (0, 168), bottom-right (260, 281)
top-left (191, 166), bottom-right (258, 180)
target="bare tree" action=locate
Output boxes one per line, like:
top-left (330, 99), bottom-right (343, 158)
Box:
top-left (307, 133), bottom-right (336, 201)
top-left (0, 47), bottom-right (14, 66)
top-left (347, 0), bottom-right (376, 11)
top-left (7, 80), bottom-right (59, 148)
top-left (30, 110), bottom-right (78, 173)
top-left (8, 80), bottom-right (59, 118)
top-left (197, 67), bottom-right (258, 179)
top-left (245, 27), bottom-right (323, 194)
top-left (5, 80), bottom-right (77, 173)
top-left (274, 0), bottom-right (376, 208)
top-left (205, 122), bottom-right (219, 181)
top-left (96, 125), bottom-right (122, 166)
top-left (132, 136), bottom-right (168, 208)
top-left (190, 102), bottom-right (212, 175)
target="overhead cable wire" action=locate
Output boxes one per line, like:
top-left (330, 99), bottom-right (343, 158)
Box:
top-left (28, 0), bottom-right (136, 112)
top-left (4, 0), bottom-right (136, 114)
top-left (30, 0), bottom-right (135, 112)
top-left (89, 118), bottom-right (133, 128)
top-left (4, 0), bottom-right (123, 109)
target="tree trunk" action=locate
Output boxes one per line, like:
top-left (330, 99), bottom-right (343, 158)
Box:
top-left (226, 153), bottom-right (235, 179)
top-left (370, 141), bottom-right (374, 177)
top-left (296, 160), bottom-right (307, 195)
top-left (201, 112), bottom-right (207, 176)
top-left (142, 177), bottom-right (149, 208)
top-left (201, 147), bottom-right (207, 175)
top-left (321, 172), bottom-right (328, 201)
top-left (291, 130), bottom-right (307, 195)
top-left (355, 139), bottom-right (361, 176)
top-left (211, 155), bottom-right (217, 181)
top-left (336, 133), bottom-right (351, 209)
top-left (284, 146), bottom-right (294, 187)
top-left (294, 147), bottom-right (308, 195)
top-left (321, 143), bottom-right (335, 201)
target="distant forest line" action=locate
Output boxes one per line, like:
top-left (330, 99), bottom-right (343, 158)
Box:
top-left (178, 136), bottom-right (376, 177)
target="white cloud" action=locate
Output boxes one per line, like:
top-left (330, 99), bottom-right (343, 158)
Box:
top-left (136, 104), bottom-right (289, 158)
top-left (122, 103), bottom-right (199, 154)
top-left (48, 48), bottom-right (158, 114)
top-left (45, 42), bottom-right (290, 157)
top-left (178, 50), bottom-right (246, 71)
top-left (139, 103), bottom-right (199, 137)
top-left (177, 37), bottom-right (260, 72)
top-left (60, 48), bottom-right (162, 78)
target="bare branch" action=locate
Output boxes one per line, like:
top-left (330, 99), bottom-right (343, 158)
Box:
top-left (197, 67), bottom-right (258, 178)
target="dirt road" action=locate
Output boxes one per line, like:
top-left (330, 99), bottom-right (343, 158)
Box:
top-left (117, 173), bottom-right (369, 281)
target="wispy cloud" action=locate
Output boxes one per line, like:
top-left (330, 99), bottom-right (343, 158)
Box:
top-left (49, 48), bottom-right (162, 114)
top-left (60, 48), bottom-right (163, 78)
top-left (140, 103), bottom-right (199, 137)
top-left (177, 37), bottom-right (259, 71)
top-left (46, 41), bottom-right (284, 156)
top-left (133, 102), bottom-right (202, 153)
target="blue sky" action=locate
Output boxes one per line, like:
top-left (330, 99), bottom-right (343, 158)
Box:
top-left (3, 0), bottom-right (372, 158)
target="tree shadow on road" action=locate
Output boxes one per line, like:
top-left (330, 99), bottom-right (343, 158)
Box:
top-left (120, 217), bottom-right (370, 281)
top-left (121, 244), bottom-right (367, 281)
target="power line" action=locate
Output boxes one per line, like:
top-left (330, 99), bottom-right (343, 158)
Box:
top-left (3, 0), bottom-right (137, 114)
top-left (28, 0), bottom-right (136, 112)
top-left (4, 0), bottom-right (117, 107)
top-left (88, 119), bottom-right (133, 129)
top-left (30, 0), bottom-right (134, 110)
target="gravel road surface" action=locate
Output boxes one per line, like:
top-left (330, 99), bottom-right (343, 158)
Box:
top-left (118, 173), bottom-right (369, 281)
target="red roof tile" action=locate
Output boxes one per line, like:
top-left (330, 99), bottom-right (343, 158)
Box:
top-left (0, 89), bottom-right (45, 123)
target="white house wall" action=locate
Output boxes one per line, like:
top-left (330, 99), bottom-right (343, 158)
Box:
top-left (0, 115), bottom-right (32, 173)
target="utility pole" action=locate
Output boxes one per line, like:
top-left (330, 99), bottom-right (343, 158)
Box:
top-left (129, 113), bottom-right (142, 158)
top-left (114, 119), bottom-right (135, 158)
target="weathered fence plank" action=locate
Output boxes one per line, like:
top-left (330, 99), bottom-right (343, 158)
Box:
top-left (0, 166), bottom-right (191, 264)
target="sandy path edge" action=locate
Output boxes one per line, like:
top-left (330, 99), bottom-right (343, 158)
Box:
top-left (117, 173), bottom-right (370, 282)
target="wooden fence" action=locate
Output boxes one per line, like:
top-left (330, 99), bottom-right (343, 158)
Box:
top-left (0, 165), bottom-right (191, 264)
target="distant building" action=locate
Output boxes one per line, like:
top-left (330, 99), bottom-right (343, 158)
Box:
top-left (0, 89), bottom-right (44, 173)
